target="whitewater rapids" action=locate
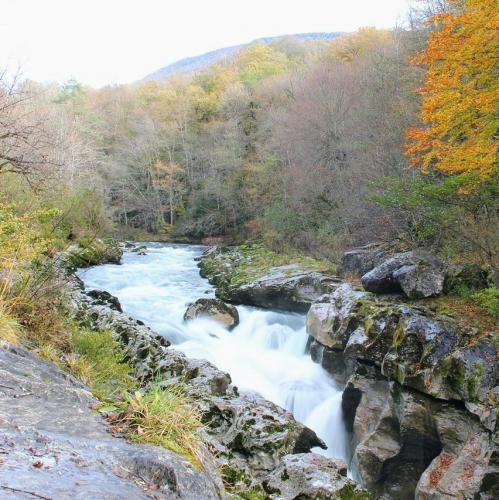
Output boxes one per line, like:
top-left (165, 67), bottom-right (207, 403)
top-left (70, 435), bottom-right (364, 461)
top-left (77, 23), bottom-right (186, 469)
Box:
top-left (78, 243), bottom-right (347, 459)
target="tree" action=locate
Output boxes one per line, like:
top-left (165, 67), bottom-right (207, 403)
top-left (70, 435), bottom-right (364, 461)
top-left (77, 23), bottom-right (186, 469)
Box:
top-left (0, 72), bottom-right (52, 177)
top-left (152, 160), bottom-right (185, 225)
top-left (236, 43), bottom-right (290, 86)
top-left (326, 28), bottom-right (391, 62)
top-left (406, 0), bottom-right (498, 189)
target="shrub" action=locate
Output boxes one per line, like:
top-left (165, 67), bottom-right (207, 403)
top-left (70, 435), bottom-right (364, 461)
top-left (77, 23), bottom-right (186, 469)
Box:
top-left (374, 174), bottom-right (498, 268)
top-left (471, 288), bottom-right (499, 318)
top-left (0, 300), bottom-right (20, 343)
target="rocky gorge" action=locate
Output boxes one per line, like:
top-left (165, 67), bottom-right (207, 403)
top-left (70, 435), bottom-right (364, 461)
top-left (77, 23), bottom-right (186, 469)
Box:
top-left (198, 243), bottom-right (498, 499)
top-left (1, 239), bottom-right (496, 499)
top-left (0, 241), bottom-right (369, 500)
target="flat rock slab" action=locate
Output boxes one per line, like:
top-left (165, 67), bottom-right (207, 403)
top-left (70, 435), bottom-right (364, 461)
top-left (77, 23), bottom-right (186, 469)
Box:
top-left (0, 341), bottom-right (222, 499)
top-left (222, 270), bottom-right (341, 313)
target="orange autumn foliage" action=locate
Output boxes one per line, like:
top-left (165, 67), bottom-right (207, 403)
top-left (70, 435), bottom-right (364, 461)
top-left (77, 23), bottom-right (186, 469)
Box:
top-left (406, 0), bottom-right (499, 188)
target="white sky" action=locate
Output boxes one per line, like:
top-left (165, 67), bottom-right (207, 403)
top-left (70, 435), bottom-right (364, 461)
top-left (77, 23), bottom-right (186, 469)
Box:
top-left (0, 0), bottom-right (411, 88)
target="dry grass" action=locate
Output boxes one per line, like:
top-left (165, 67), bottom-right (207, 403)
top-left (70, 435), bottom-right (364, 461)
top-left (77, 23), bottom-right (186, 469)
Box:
top-left (117, 382), bottom-right (204, 467)
top-left (64, 352), bottom-right (94, 385)
top-left (0, 300), bottom-right (21, 343)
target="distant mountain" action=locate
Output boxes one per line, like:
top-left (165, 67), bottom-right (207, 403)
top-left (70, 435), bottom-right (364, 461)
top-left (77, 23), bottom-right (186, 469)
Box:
top-left (144, 32), bottom-right (342, 81)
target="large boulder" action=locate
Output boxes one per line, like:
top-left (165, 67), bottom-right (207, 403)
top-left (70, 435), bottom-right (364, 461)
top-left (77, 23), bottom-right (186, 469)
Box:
top-left (86, 289), bottom-right (123, 312)
top-left (263, 453), bottom-right (370, 499)
top-left (361, 251), bottom-right (444, 298)
top-left (198, 245), bottom-right (341, 312)
top-left (342, 369), bottom-right (495, 500)
top-left (222, 270), bottom-right (341, 312)
top-left (60, 238), bottom-right (123, 271)
top-left (0, 341), bottom-right (224, 499)
top-left (306, 284), bottom-right (498, 415)
top-left (341, 242), bottom-right (395, 276)
top-left (199, 392), bottom-right (326, 480)
top-left (184, 298), bottom-right (239, 330)
top-left (122, 242), bottom-right (148, 255)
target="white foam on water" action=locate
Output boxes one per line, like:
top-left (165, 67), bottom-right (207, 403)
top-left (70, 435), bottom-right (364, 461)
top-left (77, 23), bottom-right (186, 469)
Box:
top-left (78, 243), bottom-right (348, 460)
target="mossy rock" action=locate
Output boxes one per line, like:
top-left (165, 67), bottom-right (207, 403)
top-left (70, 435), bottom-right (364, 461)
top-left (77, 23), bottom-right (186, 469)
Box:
top-left (64, 238), bottom-right (122, 269)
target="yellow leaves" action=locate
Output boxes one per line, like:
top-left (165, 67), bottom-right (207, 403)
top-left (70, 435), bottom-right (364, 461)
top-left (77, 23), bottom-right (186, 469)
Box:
top-left (152, 160), bottom-right (184, 191)
top-left (406, 0), bottom-right (499, 188)
top-left (327, 27), bottom-right (391, 62)
top-left (0, 204), bottom-right (55, 274)
top-left (236, 42), bottom-right (290, 85)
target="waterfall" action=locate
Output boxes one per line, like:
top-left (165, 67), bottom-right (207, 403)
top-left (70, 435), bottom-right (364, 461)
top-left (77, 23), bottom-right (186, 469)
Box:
top-left (78, 243), bottom-right (348, 460)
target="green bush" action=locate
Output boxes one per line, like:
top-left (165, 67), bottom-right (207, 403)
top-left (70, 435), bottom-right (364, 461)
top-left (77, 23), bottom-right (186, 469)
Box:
top-left (471, 287), bottom-right (499, 317)
top-left (374, 174), bottom-right (498, 267)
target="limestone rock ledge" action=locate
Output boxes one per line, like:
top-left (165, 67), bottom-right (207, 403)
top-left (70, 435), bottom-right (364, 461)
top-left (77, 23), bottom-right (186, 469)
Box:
top-left (198, 246), bottom-right (341, 312)
top-left (306, 283), bottom-right (498, 499)
top-left (306, 283), bottom-right (497, 418)
top-left (0, 341), bottom-right (223, 500)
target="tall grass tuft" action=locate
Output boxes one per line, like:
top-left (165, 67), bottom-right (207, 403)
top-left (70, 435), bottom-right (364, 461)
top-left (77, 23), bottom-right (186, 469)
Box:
top-left (119, 381), bottom-right (204, 467)
top-left (0, 299), bottom-right (20, 343)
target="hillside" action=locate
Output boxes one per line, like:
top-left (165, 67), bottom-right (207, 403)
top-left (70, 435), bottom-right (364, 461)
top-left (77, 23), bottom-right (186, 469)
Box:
top-left (144, 32), bottom-right (341, 80)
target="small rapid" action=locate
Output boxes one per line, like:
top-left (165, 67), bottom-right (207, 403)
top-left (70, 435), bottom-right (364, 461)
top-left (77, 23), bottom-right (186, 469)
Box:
top-left (77, 243), bottom-right (347, 460)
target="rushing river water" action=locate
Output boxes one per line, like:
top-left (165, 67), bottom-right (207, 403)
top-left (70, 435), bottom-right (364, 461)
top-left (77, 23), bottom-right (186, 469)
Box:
top-left (78, 243), bottom-right (347, 460)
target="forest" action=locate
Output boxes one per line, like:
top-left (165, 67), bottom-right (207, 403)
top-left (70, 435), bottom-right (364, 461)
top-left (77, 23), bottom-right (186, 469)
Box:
top-left (0, 0), bottom-right (497, 377)
top-left (1, 0), bottom-right (496, 265)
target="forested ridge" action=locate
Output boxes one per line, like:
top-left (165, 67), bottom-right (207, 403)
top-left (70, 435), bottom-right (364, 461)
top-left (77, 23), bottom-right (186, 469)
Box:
top-left (1, 0), bottom-right (496, 264)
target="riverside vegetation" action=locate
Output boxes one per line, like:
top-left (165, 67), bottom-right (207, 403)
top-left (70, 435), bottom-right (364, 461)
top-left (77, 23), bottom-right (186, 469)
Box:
top-left (0, 0), bottom-right (497, 498)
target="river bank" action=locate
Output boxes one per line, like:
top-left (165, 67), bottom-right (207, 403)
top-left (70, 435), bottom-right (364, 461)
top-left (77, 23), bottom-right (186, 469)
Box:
top-left (198, 242), bottom-right (498, 499)
top-left (74, 242), bottom-right (368, 499)
top-left (1, 240), bottom-right (369, 500)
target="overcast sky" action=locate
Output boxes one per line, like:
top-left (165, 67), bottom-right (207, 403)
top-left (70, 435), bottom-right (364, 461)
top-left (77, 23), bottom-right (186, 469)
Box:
top-left (0, 0), bottom-right (411, 88)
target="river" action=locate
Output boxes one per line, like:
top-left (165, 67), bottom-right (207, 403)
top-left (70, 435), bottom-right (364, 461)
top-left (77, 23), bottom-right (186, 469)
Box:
top-left (77, 243), bottom-right (347, 460)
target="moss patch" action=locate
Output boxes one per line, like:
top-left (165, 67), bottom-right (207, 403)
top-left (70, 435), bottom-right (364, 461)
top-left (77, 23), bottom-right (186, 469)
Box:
top-left (201, 243), bottom-right (335, 290)
top-left (70, 324), bottom-right (137, 400)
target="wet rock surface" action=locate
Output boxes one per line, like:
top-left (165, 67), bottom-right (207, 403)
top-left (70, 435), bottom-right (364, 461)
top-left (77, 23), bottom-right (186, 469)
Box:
top-left (342, 369), bottom-right (496, 500)
top-left (124, 242), bottom-right (148, 255)
top-left (184, 297), bottom-right (239, 330)
top-left (0, 341), bottom-right (223, 500)
top-left (263, 453), bottom-right (369, 499)
top-left (87, 288), bottom-right (123, 312)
